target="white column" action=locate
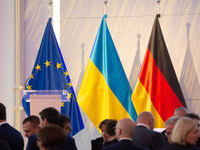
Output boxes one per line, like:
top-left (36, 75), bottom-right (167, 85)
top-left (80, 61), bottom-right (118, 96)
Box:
top-left (10, 0), bottom-right (24, 131)
top-left (53, 0), bottom-right (60, 46)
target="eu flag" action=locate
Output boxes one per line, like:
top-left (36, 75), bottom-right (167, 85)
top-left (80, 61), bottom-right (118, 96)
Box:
top-left (22, 18), bottom-right (84, 136)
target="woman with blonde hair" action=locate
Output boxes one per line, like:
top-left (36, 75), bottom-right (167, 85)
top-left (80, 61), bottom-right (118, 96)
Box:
top-left (161, 117), bottom-right (200, 150)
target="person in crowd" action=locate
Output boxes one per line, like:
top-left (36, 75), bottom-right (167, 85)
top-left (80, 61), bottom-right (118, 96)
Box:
top-left (102, 118), bottom-right (149, 150)
top-left (59, 114), bottom-right (71, 135)
top-left (161, 106), bottom-right (188, 143)
top-left (91, 119), bottom-right (109, 150)
top-left (26, 107), bottom-right (77, 150)
top-left (184, 113), bottom-right (200, 125)
top-left (36, 125), bottom-right (66, 150)
top-left (102, 119), bottom-right (118, 148)
top-left (174, 107), bottom-right (188, 117)
top-left (22, 115), bottom-right (40, 138)
top-left (0, 139), bottom-right (11, 150)
top-left (67, 124), bottom-right (72, 135)
top-left (0, 103), bottom-right (24, 150)
top-left (163, 116), bottom-right (179, 144)
top-left (184, 113), bottom-right (200, 148)
top-left (132, 111), bottom-right (166, 150)
top-left (160, 117), bottom-right (200, 150)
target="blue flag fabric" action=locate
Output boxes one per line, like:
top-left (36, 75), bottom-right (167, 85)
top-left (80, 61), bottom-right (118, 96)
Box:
top-left (22, 18), bottom-right (84, 136)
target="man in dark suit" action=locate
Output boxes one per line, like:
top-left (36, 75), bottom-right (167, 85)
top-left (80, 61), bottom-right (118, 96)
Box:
top-left (102, 118), bottom-right (149, 150)
top-left (174, 107), bottom-right (188, 117)
top-left (132, 111), bottom-right (166, 150)
top-left (162, 116), bottom-right (179, 145)
top-left (0, 103), bottom-right (24, 150)
top-left (22, 115), bottom-right (40, 138)
top-left (0, 139), bottom-right (11, 150)
top-left (161, 107), bottom-right (188, 145)
top-left (26, 107), bottom-right (77, 150)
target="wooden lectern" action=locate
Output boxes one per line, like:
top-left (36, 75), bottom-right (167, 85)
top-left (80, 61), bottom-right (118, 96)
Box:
top-left (22, 90), bottom-right (67, 116)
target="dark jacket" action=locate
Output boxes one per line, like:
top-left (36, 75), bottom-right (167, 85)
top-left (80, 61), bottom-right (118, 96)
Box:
top-left (132, 125), bottom-right (166, 150)
top-left (26, 134), bottom-right (77, 150)
top-left (102, 139), bottom-right (150, 150)
top-left (0, 123), bottom-right (24, 150)
top-left (160, 143), bottom-right (200, 150)
top-left (91, 137), bottom-right (104, 150)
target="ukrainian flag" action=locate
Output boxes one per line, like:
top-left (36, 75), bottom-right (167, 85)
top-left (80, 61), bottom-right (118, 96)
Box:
top-left (77, 15), bottom-right (137, 131)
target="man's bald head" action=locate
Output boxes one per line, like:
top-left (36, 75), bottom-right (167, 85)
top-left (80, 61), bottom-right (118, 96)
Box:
top-left (115, 118), bottom-right (135, 140)
top-left (137, 111), bottom-right (155, 130)
top-left (174, 107), bottom-right (188, 117)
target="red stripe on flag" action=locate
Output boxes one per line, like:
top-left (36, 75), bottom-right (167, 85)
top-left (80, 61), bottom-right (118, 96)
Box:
top-left (139, 48), bottom-right (183, 121)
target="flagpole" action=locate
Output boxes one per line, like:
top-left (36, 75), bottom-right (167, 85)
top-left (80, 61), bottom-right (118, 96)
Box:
top-left (48, 0), bottom-right (52, 18)
top-left (104, 0), bottom-right (108, 19)
top-left (157, 0), bottom-right (161, 18)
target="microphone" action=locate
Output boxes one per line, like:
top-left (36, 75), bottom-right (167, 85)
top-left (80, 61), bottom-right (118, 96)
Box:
top-left (55, 65), bottom-right (66, 90)
top-left (25, 64), bottom-right (43, 90)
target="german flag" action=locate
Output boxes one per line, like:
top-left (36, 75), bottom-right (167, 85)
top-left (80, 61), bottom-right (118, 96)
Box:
top-left (131, 15), bottom-right (187, 128)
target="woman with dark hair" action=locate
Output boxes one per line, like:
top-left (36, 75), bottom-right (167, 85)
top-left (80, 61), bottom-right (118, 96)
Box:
top-left (161, 117), bottom-right (200, 150)
top-left (91, 119), bottom-right (109, 150)
top-left (36, 125), bottom-right (66, 150)
top-left (102, 119), bottom-right (118, 148)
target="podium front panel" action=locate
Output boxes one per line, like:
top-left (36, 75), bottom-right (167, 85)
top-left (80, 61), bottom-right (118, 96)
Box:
top-left (30, 95), bottom-right (61, 116)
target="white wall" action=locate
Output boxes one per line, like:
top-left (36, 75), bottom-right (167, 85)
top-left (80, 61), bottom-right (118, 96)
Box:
top-left (0, 0), bottom-right (14, 125)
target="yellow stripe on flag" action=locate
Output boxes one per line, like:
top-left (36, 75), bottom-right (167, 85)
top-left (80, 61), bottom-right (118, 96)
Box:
top-left (78, 59), bottom-right (131, 132)
top-left (131, 80), bottom-right (165, 128)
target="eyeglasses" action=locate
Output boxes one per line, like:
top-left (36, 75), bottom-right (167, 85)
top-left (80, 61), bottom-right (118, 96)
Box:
top-left (36, 139), bottom-right (41, 143)
top-left (165, 132), bottom-right (172, 137)
top-left (113, 127), bottom-right (120, 130)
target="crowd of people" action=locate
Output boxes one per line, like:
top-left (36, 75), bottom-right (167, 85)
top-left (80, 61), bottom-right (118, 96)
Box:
top-left (0, 102), bottom-right (200, 150)
top-left (92, 107), bottom-right (200, 150)
top-left (0, 103), bottom-right (76, 150)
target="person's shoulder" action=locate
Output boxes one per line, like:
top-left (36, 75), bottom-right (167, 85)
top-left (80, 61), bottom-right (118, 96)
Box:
top-left (27, 134), bottom-right (39, 150)
top-left (191, 145), bottom-right (200, 150)
top-left (148, 129), bottom-right (164, 138)
top-left (94, 136), bottom-right (103, 142)
top-left (136, 125), bottom-right (148, 129)
top-left (62, 135), bottom-right (77, 150)
top-left (130, 142), bottom-right (150, 150)
top-left (151, 130), bottom-right (166, 144)
top-left (160, 144), bottom-right (171, 150)
top-left (102, 141), bottom-right (150, 150)
top-left (28, 134), bottom-right (37, 143)
top-left (29, 134), bottom-right (36, 139)
top-left (102, 143), bottom-right (117, 150)
top-left (134, 126), bottom-right (149, 134)
top-left (160, 143), bottom-right (200, 150)
top-left (0, 123), bottom-right (10, 130)
top-left (66, 135), bottom-right (75, 142)
top-left (153, 130), bottom-right (166, 138)
top-left (0, 123), bottom-right (23, 137)
top-left (0, 139), bottom-right (11, 150)
top-left (6, 123), bottom-right (21, 132)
